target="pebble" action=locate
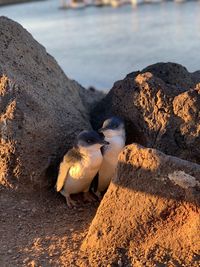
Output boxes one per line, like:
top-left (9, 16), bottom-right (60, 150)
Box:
top-left (118, 259), bottom-right (123, 267)
top-left (77, 207), bottom-right (84, 211)
top-left (32, 207), bottom-right (37, 213)
top-left (12, 254), bottom-right (19, 259)
top-left (20, 200), bottom-right (29, 205)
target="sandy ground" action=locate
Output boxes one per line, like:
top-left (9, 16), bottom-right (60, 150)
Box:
top-left (0, 188), bottom-right (99, 267)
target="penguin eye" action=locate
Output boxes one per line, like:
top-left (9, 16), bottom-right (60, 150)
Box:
top-left (87, 139), bottom-right (92, 144)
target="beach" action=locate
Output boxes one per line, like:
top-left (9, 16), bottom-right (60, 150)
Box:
top-left (1, 0), bottom-right (200, 90)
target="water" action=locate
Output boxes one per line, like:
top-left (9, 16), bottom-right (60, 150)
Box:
top-left (1, 0), bottom-right (200, 90)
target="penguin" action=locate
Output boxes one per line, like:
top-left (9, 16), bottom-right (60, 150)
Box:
top-left (97, 116), bottom-right (126, 194)
top-left (56, 130), bottom-right (109, 208)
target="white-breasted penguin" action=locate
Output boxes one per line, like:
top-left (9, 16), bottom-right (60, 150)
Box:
top-left (97, 116), bottom-right (126, 194)
top-left (56, 130), bottom-right (109, 208)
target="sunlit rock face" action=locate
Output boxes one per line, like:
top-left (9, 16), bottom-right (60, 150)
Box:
top-left (82, 144), bottom-right (200, 266)
top-left (84, 64), bottom-right (200, 266)
top-left (91, 62), bottom-right (200, 164)
top-left (0, 17), bottom-right (90, 190)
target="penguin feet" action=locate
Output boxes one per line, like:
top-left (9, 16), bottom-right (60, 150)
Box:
top-left (83, 192), bottom-right (96, 203)
top-left (65, 195), bottom-right (78, 208)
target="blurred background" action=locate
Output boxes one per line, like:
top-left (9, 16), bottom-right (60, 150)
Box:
top-left (0, 0), bottom-right (200, 90)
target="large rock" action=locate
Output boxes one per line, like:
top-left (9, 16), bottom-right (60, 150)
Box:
top-left (91, 62), bottom-right (200, 164)
top-left (0, 17), bottom-right (90, 189)
top-left (82, 144), bottom-right (200, 266)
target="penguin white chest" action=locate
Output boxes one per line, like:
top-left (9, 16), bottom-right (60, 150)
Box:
top-left (98, 135), bottom-right (125, 191)
top-left (64, 150), bottom-right (102, 194)
top-left (104, 135), bottom-right (125, 166)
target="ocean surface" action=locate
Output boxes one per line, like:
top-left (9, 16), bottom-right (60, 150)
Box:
top-left (1, 0), bottom-right (200, 90)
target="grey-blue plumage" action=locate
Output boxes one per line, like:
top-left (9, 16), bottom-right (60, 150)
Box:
top-left (56, 130), bottom-right (108, 207)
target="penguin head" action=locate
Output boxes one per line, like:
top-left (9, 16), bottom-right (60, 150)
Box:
top-left (99, 116), bottom-right (125, 139)
top-left (76, 130), bottom-right (109, 151)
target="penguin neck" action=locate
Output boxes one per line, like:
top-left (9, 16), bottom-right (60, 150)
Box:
top-left (78, 145), bottom-right (103, 168)
top-left (78, 145), bottom-right (102, 159)
top-left (102, 129), bottom-right (125, 157)
top-left (104, 129), bottom-right (126, 145)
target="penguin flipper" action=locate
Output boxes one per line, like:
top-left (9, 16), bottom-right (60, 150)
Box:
top-left (56, 159), bottom-right (70, 192)
top-left (56, 148), bottom-right (82, 192)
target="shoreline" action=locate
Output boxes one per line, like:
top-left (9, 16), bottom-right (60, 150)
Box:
top-left (0, 0), bottom-right (43, 7)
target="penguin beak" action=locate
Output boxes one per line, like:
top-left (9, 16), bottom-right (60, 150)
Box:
top-left (98, 127), bottom-right (107, 133)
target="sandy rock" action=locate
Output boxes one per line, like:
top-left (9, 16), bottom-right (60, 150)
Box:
top-left (0, 17), bottom-right (90, 189)
top-left (142, 62), bottom-right (196, 90)
top-left (91, 62), bottom-right (200, 164)
top-left (82, 144), bottom-right (200, 266)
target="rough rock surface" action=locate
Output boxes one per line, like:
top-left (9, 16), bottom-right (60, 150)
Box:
top-left (91, 62), bottom-right (200, 164)
top-left (82, 144), bottom-right (200, 266)
top-left (78, 85), bottom-right (105, 115)
top-left (0, 17), bottom-right (90, 189)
